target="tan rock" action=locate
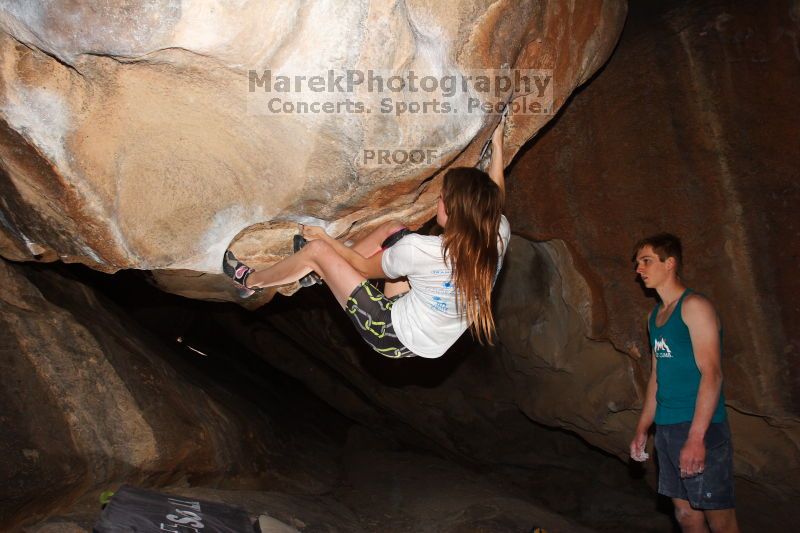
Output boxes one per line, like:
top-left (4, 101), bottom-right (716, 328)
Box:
top-left (0, 0), bottom-right (626, 301)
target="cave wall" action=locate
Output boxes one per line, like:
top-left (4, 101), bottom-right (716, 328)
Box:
top-left (507, 0), bottom-right (799, 415)
top-left (2, 0), bottom-right (798, 529)
top-left (215, 0), bottom-right (800, 526)
top-left (0, 259), bottom-right (341, 529)
top-left (505, 0), bottom-right (800, 505)
top-left (217, 236), bottom-right (624, 464)
top-left (216, 236), bottom-right (639, 472)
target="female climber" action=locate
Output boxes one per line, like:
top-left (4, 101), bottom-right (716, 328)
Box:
top-left (223, 117), bottom-right (510, 359)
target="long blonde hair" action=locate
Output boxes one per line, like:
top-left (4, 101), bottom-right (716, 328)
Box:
top-left (440, 167), bottom-right (504, 344)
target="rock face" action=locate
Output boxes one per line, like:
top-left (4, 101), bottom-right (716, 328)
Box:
top-left (209, 0), bottom-right (800, 509)
top-left (2, 260), bottom-right (644, 532)
top-left (214, 236), bottom-right (673, 531)
top-left (0, 0), bottom-right (626, 302)
top-left (217, 237), bottom-right (632, 464)
top-left (218, 231), bottom-right (799, 530)
top-left (505, 0), bottom-right (800, 521)
top-left (218, 236), bottom-right (624, 459)
top-left (0, 258), bottom-right (341, 530)
top-left (7, 0), bottom-right (798, 530)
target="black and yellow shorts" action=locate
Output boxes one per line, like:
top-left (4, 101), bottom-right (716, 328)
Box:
top-left (346, 281), bottom-right (416, 359)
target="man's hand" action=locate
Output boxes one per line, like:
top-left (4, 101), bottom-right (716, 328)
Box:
top-left (679, 436), bottom-right (706, 477)
top-left (630, 432), bottom-right (650, 462)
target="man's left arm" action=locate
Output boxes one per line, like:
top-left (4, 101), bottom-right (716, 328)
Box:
top-left (680, 295), bottom-right (724, 478)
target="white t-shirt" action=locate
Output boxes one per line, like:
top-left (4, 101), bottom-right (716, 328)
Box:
top-left (381, 215), bottom-right (511, 358)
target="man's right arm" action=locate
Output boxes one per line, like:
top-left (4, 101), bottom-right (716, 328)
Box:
top-left (631, 324), bottom-right (658, 461)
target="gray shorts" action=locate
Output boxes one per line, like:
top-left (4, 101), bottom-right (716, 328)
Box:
top-left (655, 420), bottom-right (735, 509)
top-left (345, 281), bottom-right (416, 359)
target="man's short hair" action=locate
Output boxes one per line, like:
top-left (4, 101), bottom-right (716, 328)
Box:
top-left (632, 233), bottom-right (682, 272)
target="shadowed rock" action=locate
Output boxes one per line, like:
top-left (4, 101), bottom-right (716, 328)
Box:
top-left (0, 258), bottom-right (338, 529)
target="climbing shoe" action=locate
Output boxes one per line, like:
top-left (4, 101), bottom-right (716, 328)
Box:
top-left (222, 250), bottom-right (261, 298)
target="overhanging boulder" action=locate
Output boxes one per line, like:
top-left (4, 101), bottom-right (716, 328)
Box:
top-left (0, 0), bottom-right (626, 302)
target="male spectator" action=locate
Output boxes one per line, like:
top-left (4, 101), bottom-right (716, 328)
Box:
top-left (630, 234), bottom-right (739, 532)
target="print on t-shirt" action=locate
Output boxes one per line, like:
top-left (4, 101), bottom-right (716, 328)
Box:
top-left (654, 337), bottom-right (673, 358)
top-left (431, 295), bottom-right (448, 313)
top-left (379, 214), bottom-right (511, 358)
top-left (430, 277), bottom-right (454, 313)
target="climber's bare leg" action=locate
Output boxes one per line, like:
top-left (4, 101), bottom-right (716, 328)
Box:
top-left (297, 221), bottom-right (409, 299)
top-left (349, 220), bottom-right (408, 258)
top-left (246, 240), bottom-right (370, 308)
top-left (303, 220), bottom-right (406, 264)
top-left (345, 221), bottom-right (409, 298)
top-left (328, 221), bottom-right (409, 298)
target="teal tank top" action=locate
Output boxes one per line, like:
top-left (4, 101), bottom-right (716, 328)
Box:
top-left (649, 289), bottom-right (727, 425)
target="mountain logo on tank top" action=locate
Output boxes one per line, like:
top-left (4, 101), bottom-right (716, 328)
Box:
top-left (654, 337), bottom-right (673, 358)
